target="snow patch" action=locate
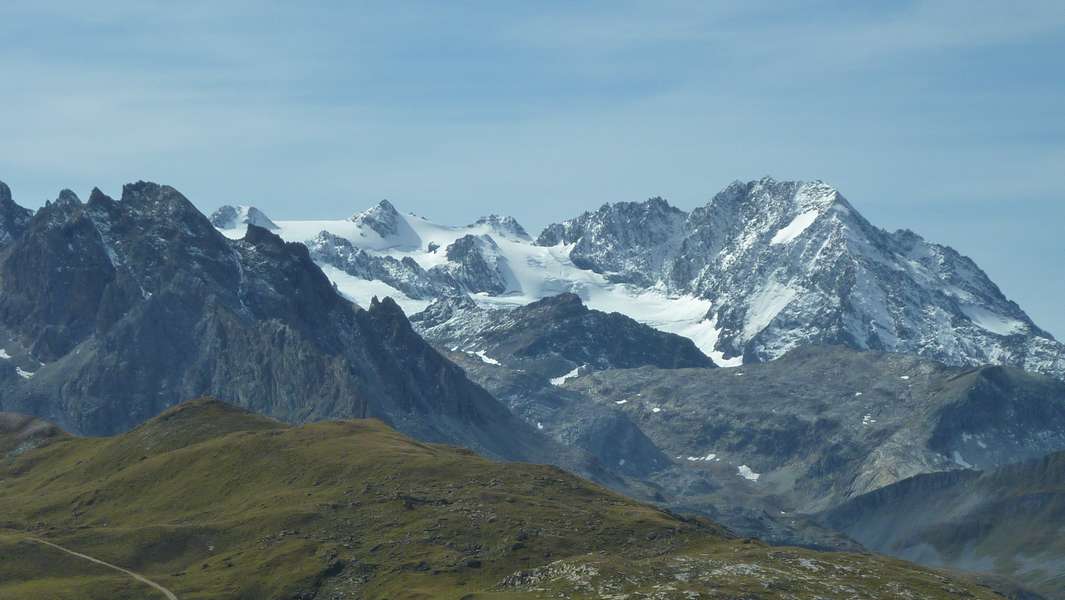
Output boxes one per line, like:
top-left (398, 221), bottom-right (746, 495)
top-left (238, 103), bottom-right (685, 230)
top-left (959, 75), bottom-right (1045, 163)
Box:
top-left (474, 350), bottom-right (501, 366)
top-left (862, 414), bottom-right (876, 426)
top-left (737, 465), bottom-right (760, 481)
top-left (0, 349), bottom-right (10, 360)
top-left (952, 451), bottom-right (974, 469)
top-left (16, 367), bottom-right (34, 380)
top-left (770, 210), bottom-right (820, 245)
top-left (743, 282), bottom-right (798, 340)
top-left (215, 205), bottom-right (278, 236)
top-left (318, 264), bottom-right (432, 315)
top-left (682, 312), bottom-right (743, 367)
top-left (960, 304), bottom-right (1027, 336)
top-left (550, 365), bottom-right (583, 386)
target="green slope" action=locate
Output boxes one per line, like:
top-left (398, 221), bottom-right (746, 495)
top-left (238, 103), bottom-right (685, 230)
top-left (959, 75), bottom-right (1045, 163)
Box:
top-left (0, 398), bottom-right (1007, 599)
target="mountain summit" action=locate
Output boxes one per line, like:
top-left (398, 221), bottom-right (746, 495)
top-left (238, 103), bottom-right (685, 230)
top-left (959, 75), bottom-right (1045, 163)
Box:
top-left (541, 177), bottom-right (1063, 376)
top-left (213, 177), bottom-right (1065, 380)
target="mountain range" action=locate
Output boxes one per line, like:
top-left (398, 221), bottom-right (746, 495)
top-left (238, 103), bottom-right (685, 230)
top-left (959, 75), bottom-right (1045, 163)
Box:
top-left (0, 182), bottom-right (578, 471)
top-left (1, 176), bottom-right (1063, 597)
top-left (211, 177), bottom-right (1065, 381)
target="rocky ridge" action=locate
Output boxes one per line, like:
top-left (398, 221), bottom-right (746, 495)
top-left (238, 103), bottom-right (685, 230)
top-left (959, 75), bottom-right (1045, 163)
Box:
top-left (538, 178), bottom-right (1064, 378)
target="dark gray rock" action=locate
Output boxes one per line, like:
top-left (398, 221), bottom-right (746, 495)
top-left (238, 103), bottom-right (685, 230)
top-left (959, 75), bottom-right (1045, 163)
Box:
top-left (437, 234), bottom-right (511, 295)
top-left (472, 214), bottom-right (531, 241)
top-left (350, 199), bottom-right (408, 240)
top-left (444, 350), bottom-right (670, 479)
top-left (0, 181), bottom-right (33, 249)
top-left (416, 293), bottom-right (714, 380)
top-left (537, 196), bottom-right (686, 286)
top-left (561, 346), bottom-right (1065, 517)
top-left (411, 292), bottom-right (713, 480)
top-left (210, 205), bottom-right (278, 230)
top-left (306, 231), bottom-right (462, 301)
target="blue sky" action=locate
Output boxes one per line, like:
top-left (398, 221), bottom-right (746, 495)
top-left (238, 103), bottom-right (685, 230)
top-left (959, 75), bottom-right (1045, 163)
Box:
top-left (1, 1), bottom-right (1063, 337)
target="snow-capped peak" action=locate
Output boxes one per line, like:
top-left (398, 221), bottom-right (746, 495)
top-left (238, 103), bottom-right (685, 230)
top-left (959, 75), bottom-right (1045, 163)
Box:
top-left (471, 214), bottom-right (531, 241)
top-left (207, 178), bottom-right (1065, 381)
top-left (343, 200), bottom-right (424, 251)
top-left (350, 199), bottom-right (399, 228)
top-left (210, 205), bottom-right (279, 231)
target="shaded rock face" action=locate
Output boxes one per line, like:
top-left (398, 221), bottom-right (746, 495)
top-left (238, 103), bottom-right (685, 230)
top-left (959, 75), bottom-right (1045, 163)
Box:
top-left (472, 214), bottom-right (531, 241)
top-left (210, 205), bottom-right (279, 230)
top-left (537, 197), bottom-right (687, 287)
top-left (443, 349), bottom-right (673, 480)
top-left (0, 182), bottom-right (33, 249)
top-left (441, 234), bottom-right (511, 294)
top-left (351, 199), bottom-right (405, 238)
top-left (416, 293), bottom-right (714, 381)
top-left (543, 346), bottom-right (1065, 522)
top-left (537, 178), bottom-right (1065, 380)
top-left (306, 231), bottom-right (462, 301)
top-left (0, 182), bottom-right (553, 462)
top-left (414, 292), bottom-right (713, 478)
top-left (822, 451), bottom-right (1065, 599)
top-left (307, 229), bottom-right (516, 301)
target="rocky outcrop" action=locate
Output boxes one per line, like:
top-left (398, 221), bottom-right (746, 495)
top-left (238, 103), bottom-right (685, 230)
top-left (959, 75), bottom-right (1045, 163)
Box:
top-left (439, 234), bottom-right (512, 294)
top-left (416, 293), bottom-right (713, 380)
top-left (537, 196), bottom-right (686, 286)
top-left (471, 214), bottom-right (531, 241)
top-left (0, 181), bottom-right (33, 248)
top-left (306, 231), bottom-right (462, 301)
top-left (210, 205), bottom-right (279, 230)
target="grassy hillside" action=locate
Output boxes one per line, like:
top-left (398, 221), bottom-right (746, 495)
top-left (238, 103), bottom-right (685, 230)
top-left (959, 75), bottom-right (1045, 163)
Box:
top-left (0, 398), bottom-right (1008, 599)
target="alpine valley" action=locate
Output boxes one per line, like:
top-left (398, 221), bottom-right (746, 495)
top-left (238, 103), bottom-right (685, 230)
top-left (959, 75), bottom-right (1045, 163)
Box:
top-left (1, 177), bottom-right (1064, 599)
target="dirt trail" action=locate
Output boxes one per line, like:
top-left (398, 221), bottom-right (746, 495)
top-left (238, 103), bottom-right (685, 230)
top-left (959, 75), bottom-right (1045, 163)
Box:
top-left (27, 537), bottom-right (178, 600)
